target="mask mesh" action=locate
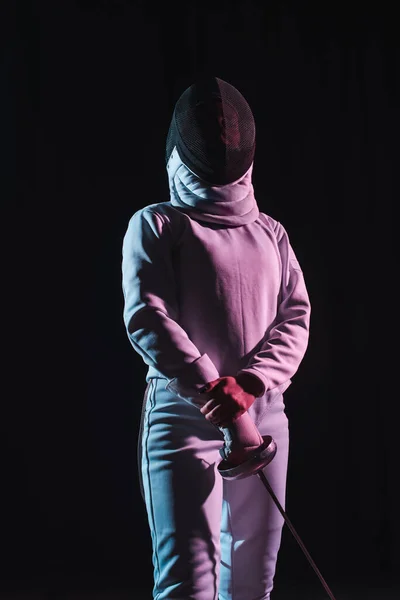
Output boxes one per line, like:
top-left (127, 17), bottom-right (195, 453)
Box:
top-left (166, 77), bottom-right (255, 185)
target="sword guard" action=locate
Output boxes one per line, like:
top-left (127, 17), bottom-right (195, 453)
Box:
top-left (217, 435), bottom-right (277, 480)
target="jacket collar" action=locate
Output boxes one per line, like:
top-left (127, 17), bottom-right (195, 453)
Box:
top-left (166, 147), bottom-right (259, 227)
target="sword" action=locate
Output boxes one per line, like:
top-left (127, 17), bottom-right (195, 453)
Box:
top-left (216, 415), bottom-right (338, 600)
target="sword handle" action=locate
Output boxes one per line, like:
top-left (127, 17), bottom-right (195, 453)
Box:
top-left (219, 412), bottom-right (264, 461)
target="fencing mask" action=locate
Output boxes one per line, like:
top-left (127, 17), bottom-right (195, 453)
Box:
top-left (165, 76), bottom-right (256, 186)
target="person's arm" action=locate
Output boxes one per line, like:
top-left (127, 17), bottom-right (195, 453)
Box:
top-left (235, 222), bottom-right (311, 395)
top-left (122, 207), bottom-right (220, 402)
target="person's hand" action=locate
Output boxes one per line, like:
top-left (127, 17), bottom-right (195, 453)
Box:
top-left (199, 375), bottom-right (260, 428)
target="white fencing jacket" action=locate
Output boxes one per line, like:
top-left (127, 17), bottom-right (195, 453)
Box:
top-left (122, 147), bottom-right (311, 407)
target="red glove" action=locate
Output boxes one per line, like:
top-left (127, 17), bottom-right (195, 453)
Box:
top-left (199, 374), bottom-right (262, 428)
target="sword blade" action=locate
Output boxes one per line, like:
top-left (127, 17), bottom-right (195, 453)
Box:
top-left (257, 470), bottom-right (337, 600)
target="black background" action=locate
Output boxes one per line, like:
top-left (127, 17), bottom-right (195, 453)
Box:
top-left (8, 0), bottom-right (398, 597)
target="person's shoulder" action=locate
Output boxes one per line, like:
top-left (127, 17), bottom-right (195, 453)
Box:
top-left (258, 211), bottom-right (282, 233)
top-left (128, 202), bottom-right (162, 219)
top-left (130, 202), bottom-right (181, 223)
top-left (126, 202), bottom-right (187, 242)
top-left (258, 211), bottom-right (289, 243)
top-left (124, 203), bottom-right (166, 231)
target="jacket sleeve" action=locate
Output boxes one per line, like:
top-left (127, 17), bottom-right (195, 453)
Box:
top-left (121, 207), bottom-right (220, 402)
top-left (237, 222), bottom-right (311, 395)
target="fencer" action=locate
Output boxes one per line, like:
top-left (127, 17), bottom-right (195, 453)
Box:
top-left (121, 76), bottom-right (311, 600)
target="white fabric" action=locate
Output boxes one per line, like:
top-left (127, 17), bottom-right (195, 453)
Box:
top-left (167, 146), bottom-right (260, 226)
top-left (140, 377), bottom-right (289, 600)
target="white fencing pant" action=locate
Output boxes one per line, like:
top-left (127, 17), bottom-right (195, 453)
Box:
top-left (139, 377), bottom-right (289, 600)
